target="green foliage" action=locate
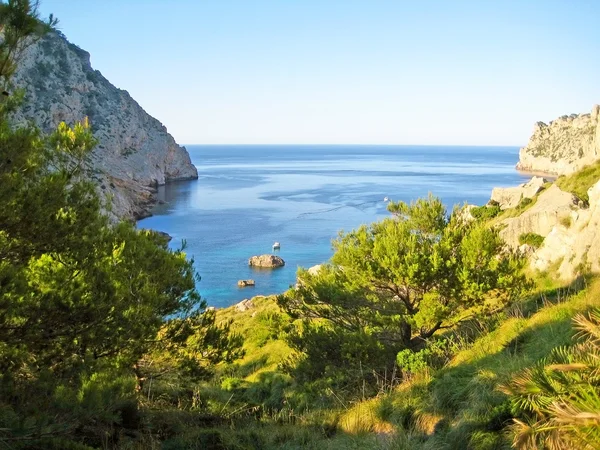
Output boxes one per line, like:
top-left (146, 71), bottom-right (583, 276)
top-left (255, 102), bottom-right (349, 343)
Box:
top-left (470, 204), bottom-right (501, 220)
top-left (518, 232), bottom-right (545, 248)
top-left (518, 197), bottom-right (533, 208)
top-left (502, 309), bottom-right (600, 449)
top-left (278, 195), bottom-right (529, 387)
top-left (0, 0), bottom-right (57, 89)
top-left (281, 320), bottom-right (393, 389)
top-left (0, 2), bottom-right (242, 446)
top-left (556, 159), bottom-right (600, 204)
top-left (560, 215), bottom-right (572, 228)
top-left (396, 338), bottom-right (454, 376)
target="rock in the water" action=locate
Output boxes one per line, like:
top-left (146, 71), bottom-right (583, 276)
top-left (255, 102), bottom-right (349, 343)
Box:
top-left (516, 105), bottom-right (600, 176)
top-left (237, 279), bottom-right (255, 287)
top-left (248, 254), bottom-right (285, 268)
top-left (490, 176), bottom-right (547, 210)
top-left (11, 32), bottom-right (198, 221)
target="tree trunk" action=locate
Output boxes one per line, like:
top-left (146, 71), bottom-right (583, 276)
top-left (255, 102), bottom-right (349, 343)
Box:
top-left (400, 321), bottom-right (412, 347)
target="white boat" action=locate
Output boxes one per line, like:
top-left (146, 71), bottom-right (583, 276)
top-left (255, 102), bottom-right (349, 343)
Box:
top-left (272, 241), bottom-right (281, 250)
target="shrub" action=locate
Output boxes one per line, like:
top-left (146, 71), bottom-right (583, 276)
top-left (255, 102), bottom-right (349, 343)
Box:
top-left (560, 215), bottom-right (572, 228)
top-left (221, 377), bottom-right (244, 391)
top-left (397, 349), bottom-right (429, 376)
top-left (518, 233), bottom-right (544, 248)
top-left (397, 339), bottom-right (455, 377)
top-left (502, 309), bottom-right (600, 449)
top-left (517, 197), bottom-right (533, 209)
top-left (556, 159), bottom-right (600, 204)
top-left (470, 205), bottom-right (501, 220)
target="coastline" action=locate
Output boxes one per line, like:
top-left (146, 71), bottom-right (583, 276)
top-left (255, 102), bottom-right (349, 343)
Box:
top-left (515, 167), bottom-right (559, 180)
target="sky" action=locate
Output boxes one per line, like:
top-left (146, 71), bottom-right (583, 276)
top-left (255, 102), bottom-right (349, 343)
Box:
top-left (38, 0), bottom-right (600, 146)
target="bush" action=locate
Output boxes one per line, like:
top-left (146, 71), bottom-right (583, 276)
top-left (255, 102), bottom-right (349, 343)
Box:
top-left (560, 215), bottom-right (572, 228)
top-left (556, 160), bottom-right (600, 204)
top-left (502, 309), bottom-right (600, 449)
top-left (396, 339), bottom-right (455, 377)
top-left (517, 197), bottom-right (533, 209)
top-left (221, 377), bottom-right (244, 391)
top-left (470, 205), bottom-right (501, 220)
top-left (518, 232), bottom-right (544, 248)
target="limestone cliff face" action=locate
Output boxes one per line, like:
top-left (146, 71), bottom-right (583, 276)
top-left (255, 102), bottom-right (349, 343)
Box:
top-left (499, 184), bottom-right (578, 248)
top-left (494, 179), bottom-right (599, 281)
top-left (10, 32), bottom-right (198, 220)
top-left (531, 180), bottom-right (600, 279)
top-left (516, 105), bottom-right (600, 176)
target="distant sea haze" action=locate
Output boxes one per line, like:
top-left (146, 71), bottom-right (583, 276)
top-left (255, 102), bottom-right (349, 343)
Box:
top-left (138, 145), bottom-right (529, 307)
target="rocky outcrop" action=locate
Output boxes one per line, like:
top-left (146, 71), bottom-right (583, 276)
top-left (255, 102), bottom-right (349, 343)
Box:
top-left (237, 279), bottom-right (255, 288)
top-left (307, 264), bottom-right (323, 276)
top-left (531, 180), bottom-right (600, 279)
top-left (10, 32), bottom-right (198, 220)
top-left (491, 176), bottom-right (547, 210)
top-left (248, 255), bottom-right (285, 268)
top-left (499, 185), bottom-right (578, 248)
top-left (516, 105), bottom-right (600, 176)
top-left (235, 299), bottom-right (254, 312)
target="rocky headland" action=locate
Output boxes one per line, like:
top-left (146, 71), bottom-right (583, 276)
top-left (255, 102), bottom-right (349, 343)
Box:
top-left (516, 105), bottom-right (600, 176)
top-left (11, 32), bottom-right (198, 221)
top-left (490, 105), bottom-right (600, 280)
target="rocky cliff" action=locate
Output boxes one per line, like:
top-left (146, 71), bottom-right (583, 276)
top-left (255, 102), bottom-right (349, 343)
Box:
top-left (516, 105), bottom-right (600, 176)
top-left (10, 32), bottom-right (198, 220)
top-left (490, 175), bottom-right (599, 280)
top-left (531, 180), bottom-right (600, 279)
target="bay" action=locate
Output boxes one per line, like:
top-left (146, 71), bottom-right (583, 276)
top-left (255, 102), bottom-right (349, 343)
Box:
top-left (138, 145), bottom-right (529, 307)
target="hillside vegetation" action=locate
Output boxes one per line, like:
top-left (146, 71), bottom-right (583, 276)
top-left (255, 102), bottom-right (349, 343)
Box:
top-left (1, 2), bottom-right (600, 449)
top-left (556, 159), bottom-right (600, 203)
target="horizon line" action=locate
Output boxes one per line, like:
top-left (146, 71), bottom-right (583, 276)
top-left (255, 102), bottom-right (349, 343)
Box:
top-left (182, 143), bottom-right (524, 148)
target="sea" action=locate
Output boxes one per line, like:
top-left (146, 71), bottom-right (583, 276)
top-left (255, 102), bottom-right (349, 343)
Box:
top-left (137, 145), bottom-right (530, 308)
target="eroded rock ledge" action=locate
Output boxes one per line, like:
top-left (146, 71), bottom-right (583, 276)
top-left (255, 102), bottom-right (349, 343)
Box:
top-left (11, 32), bottom-right (198, 220)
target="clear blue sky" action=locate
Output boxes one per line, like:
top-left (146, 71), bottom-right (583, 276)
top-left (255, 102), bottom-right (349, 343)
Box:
top-left (39, 0), bottom-right (600, 145)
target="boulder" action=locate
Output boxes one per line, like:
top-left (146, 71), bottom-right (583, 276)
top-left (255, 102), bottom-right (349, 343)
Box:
top-left (235, 299), bottom-right (254, 312)
top-left (248, 254), bottom-right (285, 268)
top-left (490, 176), bottom-right (547, 210)
top-left (237, 279), bottom-right (255, 287)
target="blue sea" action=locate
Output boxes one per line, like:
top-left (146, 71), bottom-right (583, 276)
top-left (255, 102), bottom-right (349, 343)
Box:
top-left (138, 145), bottom-right (529, 308)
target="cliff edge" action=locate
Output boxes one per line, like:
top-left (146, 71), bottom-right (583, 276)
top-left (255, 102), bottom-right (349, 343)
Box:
top-left (516, 105), bottom-right (600, 176)
top-left (10, 32), bottom-right (198, 220)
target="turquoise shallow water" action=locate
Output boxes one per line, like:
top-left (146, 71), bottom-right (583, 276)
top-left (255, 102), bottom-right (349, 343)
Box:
top-left (137, 145), bottom-right (529, 307)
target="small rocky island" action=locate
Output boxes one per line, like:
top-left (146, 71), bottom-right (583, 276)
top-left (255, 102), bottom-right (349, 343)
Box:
top-left (248, 254), bottom-right (285, 268)
top-left (237, 279), bottom-right (255, 287)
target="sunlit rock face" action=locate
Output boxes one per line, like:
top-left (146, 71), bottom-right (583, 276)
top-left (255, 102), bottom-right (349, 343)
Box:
top-left (516, 105), bottom-right (600, 176)
top-left (11, 31), bottom-right (198, 220)
top-left (531, 180), bottom-right (600, 280)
